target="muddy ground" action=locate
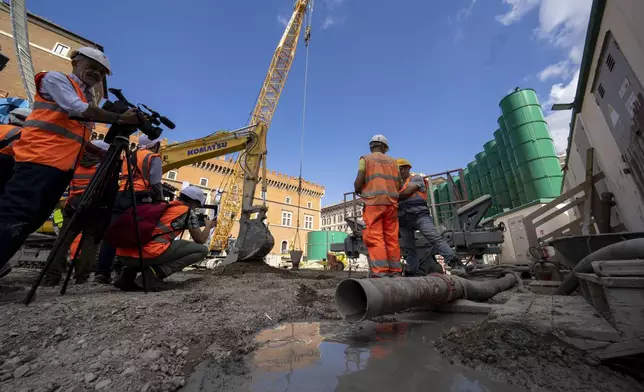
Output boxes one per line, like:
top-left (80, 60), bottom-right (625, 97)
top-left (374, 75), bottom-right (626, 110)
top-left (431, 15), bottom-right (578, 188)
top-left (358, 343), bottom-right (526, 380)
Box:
top-left (0, 265), bottom-right (360, 392)
top-left (1, 265), bottom-right (642, 392)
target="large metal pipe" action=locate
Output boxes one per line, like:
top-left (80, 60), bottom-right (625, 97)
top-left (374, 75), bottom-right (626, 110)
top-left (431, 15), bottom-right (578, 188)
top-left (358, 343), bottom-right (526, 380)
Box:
top-left (335, 274), bottom-right (518, 323)
top-left (555, 238), bottom-right (644, 295)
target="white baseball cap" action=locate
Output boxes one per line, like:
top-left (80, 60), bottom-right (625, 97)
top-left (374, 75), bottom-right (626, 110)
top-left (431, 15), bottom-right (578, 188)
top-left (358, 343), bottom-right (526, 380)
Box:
top-left (71, 47), bottom-right (112, 75)
top-left (138, 135), bottom-right (163, 149)
top-left (91, 139), bottom-right (110, 151)
top-left (180, 186), bottom-right (205, 206)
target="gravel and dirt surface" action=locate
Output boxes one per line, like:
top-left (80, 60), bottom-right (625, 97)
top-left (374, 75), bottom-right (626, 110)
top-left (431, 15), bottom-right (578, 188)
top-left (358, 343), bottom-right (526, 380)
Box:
top-left (436, 318), bottom-right (644, 392)
top-left (0, 264), bottom-right (363, 392)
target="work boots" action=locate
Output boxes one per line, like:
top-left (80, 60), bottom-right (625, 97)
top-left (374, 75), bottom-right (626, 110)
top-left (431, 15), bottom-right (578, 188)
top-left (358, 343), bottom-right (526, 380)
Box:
top-left (113, 267), bottom-right (138, 291)
top-left (446, 256), bottom-right (468, 277)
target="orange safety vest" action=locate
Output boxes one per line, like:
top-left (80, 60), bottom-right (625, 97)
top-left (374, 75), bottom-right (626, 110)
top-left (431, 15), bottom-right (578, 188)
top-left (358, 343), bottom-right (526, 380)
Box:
top-left (0, 124), bottom-right (21, 157)
top-left (119, 149), bottom-right (160, 192)
top-left (400, 175), bottom-right (429, 207)
top-left (14, 72), bottom-right (91, 171)
top-left (116, 200), bottom-right (189, 259)
top-left (360, 152), bottom-right (400, 206)
top-left (68, 163), bottom-right (98, 197)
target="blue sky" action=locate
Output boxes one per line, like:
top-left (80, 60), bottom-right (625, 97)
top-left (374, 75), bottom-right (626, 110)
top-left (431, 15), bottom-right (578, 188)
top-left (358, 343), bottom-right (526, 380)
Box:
top-left (28, 0), bottom-right (592, 205)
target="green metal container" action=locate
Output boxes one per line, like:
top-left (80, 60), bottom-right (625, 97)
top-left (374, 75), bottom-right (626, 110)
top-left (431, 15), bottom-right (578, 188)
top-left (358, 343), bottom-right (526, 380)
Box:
top-left (500, 88), bottom-right (563, 202)
top-left (495, 122), bottom-right (521, 208)
top-left (475, 151), bottom-right (495, 217)
top-left (484, 139), bottom-right (511, 210)
top-left (466, 161), bottom-right (481, 199)
top-left (433, 187), bottom-right (441, 221)
top-left (306, 231), bottom-right (348, 261)
top-left (438, 182), bottom-right (450, 224)
top-left (463, 168), bottom-right (472, 201)
top-left (500, 117), bottom-right (528, 205)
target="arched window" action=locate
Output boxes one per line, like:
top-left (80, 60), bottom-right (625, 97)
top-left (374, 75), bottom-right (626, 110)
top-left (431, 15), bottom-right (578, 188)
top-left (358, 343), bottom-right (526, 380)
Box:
top-left (280, 240), bottom-right (288, 253)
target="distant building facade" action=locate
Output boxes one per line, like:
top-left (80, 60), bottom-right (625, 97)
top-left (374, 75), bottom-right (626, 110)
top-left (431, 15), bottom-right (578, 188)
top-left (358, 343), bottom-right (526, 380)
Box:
top-left (321, 199), bottom-right (363, 234)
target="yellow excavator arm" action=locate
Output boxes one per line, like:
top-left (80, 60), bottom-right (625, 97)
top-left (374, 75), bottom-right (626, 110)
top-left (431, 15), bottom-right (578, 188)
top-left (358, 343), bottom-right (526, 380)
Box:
top-left (159, 125), bottom-right (256, 173)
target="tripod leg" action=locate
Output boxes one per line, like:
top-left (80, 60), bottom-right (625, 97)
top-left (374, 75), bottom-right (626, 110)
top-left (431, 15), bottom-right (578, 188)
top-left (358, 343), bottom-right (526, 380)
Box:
top-left (124, 149), bottom-right (147, 293)
top-left (24, 215), bottom-right (80, 305)
top-left (60, 233), bottom-right (85, 295)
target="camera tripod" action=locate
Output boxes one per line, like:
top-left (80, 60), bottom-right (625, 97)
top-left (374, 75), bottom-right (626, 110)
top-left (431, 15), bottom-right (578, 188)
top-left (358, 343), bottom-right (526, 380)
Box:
top-left (24, 132), bottom-right (148, 304)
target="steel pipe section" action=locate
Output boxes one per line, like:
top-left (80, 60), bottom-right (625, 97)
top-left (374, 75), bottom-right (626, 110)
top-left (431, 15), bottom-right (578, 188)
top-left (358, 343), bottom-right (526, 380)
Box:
top-left (335, 274), bottom-right (518, 323)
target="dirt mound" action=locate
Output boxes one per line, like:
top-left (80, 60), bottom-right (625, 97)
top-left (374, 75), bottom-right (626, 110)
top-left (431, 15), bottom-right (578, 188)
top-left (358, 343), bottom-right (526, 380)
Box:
top-left (296, 284), bottom-right (318, 306)
top-left (435, 320), bottom-right (644, 392)
top-left (213, 262), bottom-right (292, 277)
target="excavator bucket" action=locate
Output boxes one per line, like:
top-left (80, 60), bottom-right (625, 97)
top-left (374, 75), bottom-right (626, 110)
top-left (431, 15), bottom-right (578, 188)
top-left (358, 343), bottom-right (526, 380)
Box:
top-left (220, 212), bottom-right (274, 266)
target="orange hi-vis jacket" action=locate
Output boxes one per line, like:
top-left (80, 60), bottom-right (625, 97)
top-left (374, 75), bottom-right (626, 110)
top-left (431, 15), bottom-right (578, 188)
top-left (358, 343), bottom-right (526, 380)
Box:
top-left (361, 152), bottom-right (400, 206)
top-left (0, 124), bottom-right (21, 157)
top-left (14, 72), bottom-right (91, 171)
top-left (68, 163), bottom-right (98, 197)
top-left (119, 149), bottom-right (160, 192)
top-left (116, 200), bottom-right (189, 259)
top-left (400, 176), bottom-right (429, 207)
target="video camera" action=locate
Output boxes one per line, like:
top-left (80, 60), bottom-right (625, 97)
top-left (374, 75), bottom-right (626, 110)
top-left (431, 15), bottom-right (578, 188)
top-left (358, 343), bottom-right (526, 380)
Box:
top-left (102, 88), bottom-right (175, 144)
top-left (197, 204), bottom-right (219, 228)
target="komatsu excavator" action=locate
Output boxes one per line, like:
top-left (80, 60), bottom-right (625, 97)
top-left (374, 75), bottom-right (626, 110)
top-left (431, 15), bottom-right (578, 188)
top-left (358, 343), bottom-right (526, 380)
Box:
top-left (8, 0), bottom-right (313, 268)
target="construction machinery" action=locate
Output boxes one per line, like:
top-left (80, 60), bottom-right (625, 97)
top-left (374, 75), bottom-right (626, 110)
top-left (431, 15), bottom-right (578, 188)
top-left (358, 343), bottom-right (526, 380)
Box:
top-left (8, 0), bottom-right (313, 268)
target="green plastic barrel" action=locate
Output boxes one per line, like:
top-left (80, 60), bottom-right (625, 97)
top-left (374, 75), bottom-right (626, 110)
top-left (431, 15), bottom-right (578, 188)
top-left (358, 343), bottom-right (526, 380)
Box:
top-left (484, 139), bottom-right (511, 210)
top-left (307, 231), bottom-right (348, 261)
top-left (495, 121), bottom-right (521, 208)
top-left (466, 161), bottom-right (481, 199)
top-left (463, 168), bottom-right (472, 201)
top-left (500, 88), bottom-right (563, 202)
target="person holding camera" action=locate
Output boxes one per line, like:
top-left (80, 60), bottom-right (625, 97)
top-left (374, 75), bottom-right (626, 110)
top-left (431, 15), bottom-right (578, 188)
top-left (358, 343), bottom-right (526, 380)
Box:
top-left (113, 186), bottom-right (215, 291)
top-left (0, 47), bottom-right (141, 270)
top-left (0, 107), bottom-right (31, 196)
top-left (93, 134), bottom-right (163, 284)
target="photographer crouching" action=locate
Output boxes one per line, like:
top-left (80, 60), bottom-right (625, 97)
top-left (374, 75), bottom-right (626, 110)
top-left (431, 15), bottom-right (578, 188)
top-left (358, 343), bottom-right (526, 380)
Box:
top-left (113, 186), bottom-right (216, 291)
top-left (94, 134), bottom-right (164, 284)
top-left (0, 47), bottom-right (140, 272)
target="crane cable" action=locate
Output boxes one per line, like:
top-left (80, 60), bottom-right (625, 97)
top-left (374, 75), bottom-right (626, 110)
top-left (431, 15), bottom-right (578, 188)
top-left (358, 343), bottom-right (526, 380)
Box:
top-left (291, 1), bottom-right (314, 253)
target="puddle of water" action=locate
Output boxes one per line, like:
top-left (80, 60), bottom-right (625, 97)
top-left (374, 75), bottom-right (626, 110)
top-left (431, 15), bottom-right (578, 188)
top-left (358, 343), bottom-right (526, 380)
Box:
top-left (184, 313), bottom-right (523, 392)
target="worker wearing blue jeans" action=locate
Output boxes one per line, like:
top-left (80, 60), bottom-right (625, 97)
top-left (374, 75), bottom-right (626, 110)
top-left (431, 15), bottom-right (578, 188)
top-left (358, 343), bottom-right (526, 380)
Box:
top-left (397, 158), bottom-right (466, 277)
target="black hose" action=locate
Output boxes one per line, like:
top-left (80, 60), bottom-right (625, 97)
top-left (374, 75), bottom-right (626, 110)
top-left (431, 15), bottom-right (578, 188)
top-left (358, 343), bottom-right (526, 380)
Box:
top-left (555, 238), bottom-right (644, 295)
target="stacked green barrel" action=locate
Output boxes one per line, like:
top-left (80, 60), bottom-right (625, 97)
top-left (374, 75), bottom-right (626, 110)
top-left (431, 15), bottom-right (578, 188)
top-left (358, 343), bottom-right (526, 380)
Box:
top-left (466, 161), bottom-right (481, 199)
top-left (500, 88), bottom-right (563, 202)
top-left (474, 151), bottom-right (496, 216)
top-left (463, 168), bottom-right (472, 201)
top-left (484, 139), bottom-right (511, 210)
top-left (495, 121), bottom-right (521, 208)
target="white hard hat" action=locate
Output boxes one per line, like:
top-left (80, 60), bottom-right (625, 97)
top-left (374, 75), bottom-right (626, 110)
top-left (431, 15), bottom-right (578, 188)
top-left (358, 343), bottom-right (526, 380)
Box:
top-left (91, 139), bottom-right (110, 151)
top-left (138, 135), bottom-right (163, 149)
top-left (72, 47), bottom-right (112, 75)
top-left (180, 186), bottom-right (205, 207)
top-left (370, 134), bottom-right (389, 151)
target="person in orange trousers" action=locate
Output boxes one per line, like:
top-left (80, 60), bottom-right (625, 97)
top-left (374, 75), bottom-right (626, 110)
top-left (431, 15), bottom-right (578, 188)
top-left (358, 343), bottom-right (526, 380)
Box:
top-left (354, 134), bottom-right (402, 277)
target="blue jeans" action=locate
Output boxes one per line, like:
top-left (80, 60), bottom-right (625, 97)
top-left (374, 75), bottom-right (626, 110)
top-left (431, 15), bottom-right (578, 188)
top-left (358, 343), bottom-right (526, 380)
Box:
top-left (399, 211), bottom-right (457, 275)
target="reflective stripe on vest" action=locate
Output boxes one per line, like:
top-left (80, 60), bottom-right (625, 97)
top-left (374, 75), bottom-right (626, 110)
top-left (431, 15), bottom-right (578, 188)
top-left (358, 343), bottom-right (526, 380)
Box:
top-left (115, 200), bottom-right (189, 259)
top-left (119, 149), bottom-right (160, 192)
top-left (361, 153), bottom-right (400, 206)
top-left (0, 125), bottom-right (21, 157)
top-left (13, 72), bottom-right (90, 171)
top-left (400, 176), bottom-right (428, 207)
top-left (68, 164), bottom-right (98, 197)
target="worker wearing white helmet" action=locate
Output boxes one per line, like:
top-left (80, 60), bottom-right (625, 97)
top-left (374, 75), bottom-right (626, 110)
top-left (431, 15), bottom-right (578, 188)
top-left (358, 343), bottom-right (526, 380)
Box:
top-left (0, 46), bottom-right (142, 270)
top-left (94, 134), bottom-right (164, 284)
top-left (114, 185), bottom-right (215, 291)
top-left (354, 134), bottom-right (402, 278)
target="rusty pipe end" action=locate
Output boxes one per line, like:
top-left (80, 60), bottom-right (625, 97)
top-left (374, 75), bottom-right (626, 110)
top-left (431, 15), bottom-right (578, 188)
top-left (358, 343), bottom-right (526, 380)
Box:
top-left (335, 278), bottom-right (374, 324)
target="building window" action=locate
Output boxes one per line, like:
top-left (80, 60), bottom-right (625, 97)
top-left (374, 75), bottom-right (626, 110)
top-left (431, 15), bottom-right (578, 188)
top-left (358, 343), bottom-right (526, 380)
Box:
top-left (285, 196), bottom-right (291, 204)
top-left (167, 171), bottom-right (177, 180)
top-left (307, 201), bottom-right (312, 209)
top-left (304, 215), bottom-right (313, 229)
top-left (261, 190), bottom-right (267, 200)
top-left (281, 240), bottom-right (288, 253)
top-left (281, 211), bottom-right (292, 226)
top-left (53, 43), bottom-right (70, 56)
top-left (200, 177), bottom-right (209, 187)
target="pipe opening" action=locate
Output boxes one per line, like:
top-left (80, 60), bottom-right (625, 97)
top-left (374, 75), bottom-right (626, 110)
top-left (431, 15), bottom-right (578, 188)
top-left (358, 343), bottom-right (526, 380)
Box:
top-left (335, 279), bottom-right (367, 324)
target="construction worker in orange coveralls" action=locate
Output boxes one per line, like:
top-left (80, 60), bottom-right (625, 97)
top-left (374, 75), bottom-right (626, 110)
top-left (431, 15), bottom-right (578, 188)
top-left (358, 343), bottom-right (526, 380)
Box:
top-left (354, 135), bottom-right (402, 278)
